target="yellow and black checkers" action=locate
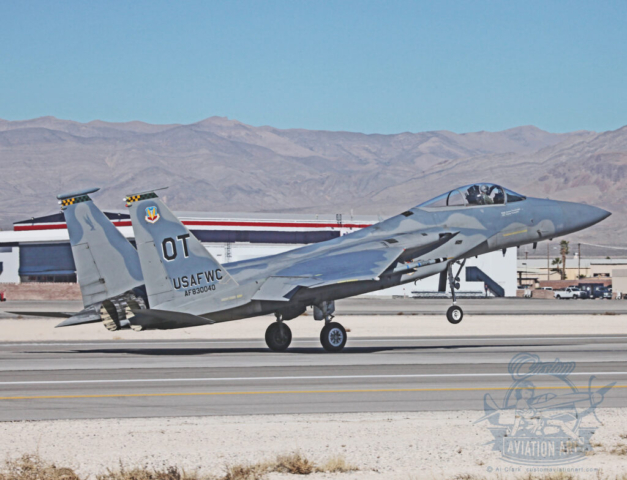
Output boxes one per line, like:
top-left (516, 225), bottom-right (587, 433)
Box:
top-left (125, 192), bottom-right (158, 207)
top-left (60, 195), bottom-right (90, 208)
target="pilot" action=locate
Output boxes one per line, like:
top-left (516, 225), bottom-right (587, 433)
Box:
top-left (480, 185), bottom-right (494, 205)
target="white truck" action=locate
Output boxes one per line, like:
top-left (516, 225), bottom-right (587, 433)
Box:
top-left (554, 287), bottom-right (586, 299)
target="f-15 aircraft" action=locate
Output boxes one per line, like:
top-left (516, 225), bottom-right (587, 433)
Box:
top-left (54, 183), bottom-right (609, 352)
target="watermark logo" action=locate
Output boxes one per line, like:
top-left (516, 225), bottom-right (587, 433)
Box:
top-left (476, 352), bottom-right (614, 466)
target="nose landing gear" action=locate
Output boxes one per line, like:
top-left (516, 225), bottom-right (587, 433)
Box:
top-left (314, 301), bottom-right (347, 352)
top-left (446, 260), bottom-right (465, 324)
top-left (446, 305), bottom-right (463, 324)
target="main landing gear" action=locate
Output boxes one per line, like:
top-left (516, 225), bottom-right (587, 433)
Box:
top-left (446, 260), bottom-right (465, 325)
top-left (265, 314), bottom-right (292, 352)
top-left (314, 300), bottom-right (347, 352)
top-left (320, 322), bottom-right (347, 352)
top-left (264, 301), bottom-right (349, 353)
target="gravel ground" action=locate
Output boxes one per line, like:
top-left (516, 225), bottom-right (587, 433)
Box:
top-left (1, 410), bottom-right (627, 479)
top-left (1, 313), bottom-right (626, 342)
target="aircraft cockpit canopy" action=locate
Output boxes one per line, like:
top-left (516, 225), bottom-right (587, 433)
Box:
top-left (419, 184), bottom-right (526, 208)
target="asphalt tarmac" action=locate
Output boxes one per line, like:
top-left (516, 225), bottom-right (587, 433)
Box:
top-left (1, 334), bottom-right (625, 421)
top-left (3, 297), bottom-right (627, 319)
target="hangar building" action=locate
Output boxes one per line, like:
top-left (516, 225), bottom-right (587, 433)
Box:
top-left (0, 210), bottom-right (516, 296)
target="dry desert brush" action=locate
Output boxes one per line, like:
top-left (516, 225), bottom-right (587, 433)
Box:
top-left (0, 453), bottom-right (357, 480)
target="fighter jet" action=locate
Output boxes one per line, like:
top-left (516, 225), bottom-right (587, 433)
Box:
top-left (54, 183), bottom-right (609, 352)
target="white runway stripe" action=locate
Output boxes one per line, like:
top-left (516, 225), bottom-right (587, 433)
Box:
top-left (0, 372), bottom-right (625, 386)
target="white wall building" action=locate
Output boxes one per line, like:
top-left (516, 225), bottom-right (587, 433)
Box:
top-left (0, 210), bottom-right (517, 296)
top-left (0, 246), bottom-right (20, 284)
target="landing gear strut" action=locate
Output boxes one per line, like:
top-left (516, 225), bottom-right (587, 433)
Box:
top-left (265, 314), bottom-right (292, 352)
top-left (446, 260), bottom-right (465, 324)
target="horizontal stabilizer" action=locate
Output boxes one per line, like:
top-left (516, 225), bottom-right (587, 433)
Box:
top-left (129, 309), bottom-right (215, 330)
top-left (55, 310), bottom-right (102, 328)
top-left (8, 311), bottom-right (74, 319)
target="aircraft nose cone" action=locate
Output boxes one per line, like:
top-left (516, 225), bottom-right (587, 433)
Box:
top-left (562, 203), bottom-right (611, 232)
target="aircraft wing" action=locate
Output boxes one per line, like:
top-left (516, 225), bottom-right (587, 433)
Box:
top-left (250, 224), bottom-right (486, 303)
top-left (252, 246), bottom-right (405, 302)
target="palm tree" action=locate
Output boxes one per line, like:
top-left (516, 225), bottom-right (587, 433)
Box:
top-left (551, 257), bottom-right (562, 278)
top-left (560, 240), bottom-right (570, 280)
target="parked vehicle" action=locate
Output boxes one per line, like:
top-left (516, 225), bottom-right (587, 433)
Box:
top-left (555, 287), bottom-right (587, 299)
top-left (598, 287), bottom-right (613, 299)
top-left (580, 283), bottom-right (609, 299)
top-left (570, 286), bottom-right (589, 299)
top-left (0, 291), bottom-right (5, 302)
top-left (540, 287), bottom-right (553, 291)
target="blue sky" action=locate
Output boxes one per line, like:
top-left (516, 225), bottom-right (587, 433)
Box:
top-left (0, 1), bottom-right (625, 133)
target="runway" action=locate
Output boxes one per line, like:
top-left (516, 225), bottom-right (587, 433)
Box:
top-left (1, 334), bottom-right (625, 421)
top-left (337, 297), bottom-right (627, 315)
top-left (3, 297), bottom-right (627, 320)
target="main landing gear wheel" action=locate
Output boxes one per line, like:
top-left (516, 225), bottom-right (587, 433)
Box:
top-left (265, 322), bottom-right (292, 352)
top-left (446, 305), bottom-right (463, 324)
top-left (320, 322), bottom-right (347, 352)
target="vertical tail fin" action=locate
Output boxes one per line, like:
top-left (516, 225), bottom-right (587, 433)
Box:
top-left (59, 188), bottom-right (144, 307)
top-left (126, 189), bottom-right (237, 307)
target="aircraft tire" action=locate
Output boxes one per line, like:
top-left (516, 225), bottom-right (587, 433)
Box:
top-left (446, 305), bottom-right (463, 324)
top-left (320, 322), bottom-right (347, 352)
top-left (265, 322), bottom-right (292, 352)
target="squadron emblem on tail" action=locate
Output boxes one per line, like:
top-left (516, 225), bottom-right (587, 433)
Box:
top-left (145, 206), bottom-right (160, 223)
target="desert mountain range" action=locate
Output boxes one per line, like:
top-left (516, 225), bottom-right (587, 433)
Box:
top-left (1, 116), bottom-right (625, 244)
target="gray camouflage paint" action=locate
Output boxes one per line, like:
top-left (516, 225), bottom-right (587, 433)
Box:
top-left (125, 186), bottom-right (610, 329)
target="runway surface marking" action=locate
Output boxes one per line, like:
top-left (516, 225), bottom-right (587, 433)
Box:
top-left (0, 384), bottom-right (624, 401)
top-left (2, 336), bottom-right (627, 347)
top-left (1, 372), bottom-right (626, 386)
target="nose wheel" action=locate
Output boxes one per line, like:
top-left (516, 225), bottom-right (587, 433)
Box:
top-left (446, 305), bottom-right (463, 324)
top-left (320, 322), bottom-right (347, 352)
